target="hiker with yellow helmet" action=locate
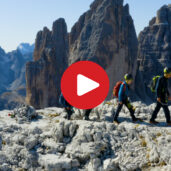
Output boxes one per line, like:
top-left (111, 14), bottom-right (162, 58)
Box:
top-left (113, 74), bottom-right (142, 124)
top-left (150, 67), bottom-right (171, 126)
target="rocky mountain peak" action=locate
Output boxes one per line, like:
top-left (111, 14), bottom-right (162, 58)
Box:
top-left (25, 0), bottom-right (138, 109)
top-left (69, 0), bottom-right (138, 98)
top-left (52, 18), bottom-right (67, 33)
top-left (26, 18), bottom-right (68, 109)
top-left (26, 0), bottom-right (171, 108)
top-left (25, 0), bottom-right (139, 109)
top-left (90, 0), bottom-right (124, 10)
top-left (136, 4), bottom-right (171, 101)
top-left (17, 43), bottom-right (34, 55)
top-left (34, 27), bottom-right (51, 62)
top-left (156, 5), bottom-right (171, 24)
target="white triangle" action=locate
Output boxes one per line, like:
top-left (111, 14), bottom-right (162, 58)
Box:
top-left (77, 74), bottom-right (100, 96)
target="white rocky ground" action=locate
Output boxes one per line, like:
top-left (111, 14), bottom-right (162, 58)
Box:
top-left (0, 99), bottom-right (171, 171)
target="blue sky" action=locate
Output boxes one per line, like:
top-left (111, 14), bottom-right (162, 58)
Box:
top-left (0, 0), bottom-right (170, 52)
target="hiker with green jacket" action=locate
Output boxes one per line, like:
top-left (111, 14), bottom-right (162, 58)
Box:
top-left (113, 74), bottom-right (142, 124)
top-left (150, 67), bottom-right (171, 126)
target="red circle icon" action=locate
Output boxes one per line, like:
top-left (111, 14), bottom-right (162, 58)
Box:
top-left (61, 61), bottom-right (109, 109)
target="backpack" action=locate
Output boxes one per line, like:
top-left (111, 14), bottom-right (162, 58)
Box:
top-left (150, 75), bottom-right (160, 93)
top-left (59, 93), bottom-right (66, 106)
top-left (113, 81), bottom-right (126, 98)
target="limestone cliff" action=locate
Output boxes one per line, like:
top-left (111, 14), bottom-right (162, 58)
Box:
top-left (26, 18), bottom-right (68, 109)
top-left (136, 5), bottom-right (171, 100)
top-left (69, 0), bottom-right (138, 97)
top-left (25, 0), bottom-right (138, 108)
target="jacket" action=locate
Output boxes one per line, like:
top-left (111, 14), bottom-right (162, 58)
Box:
top-left (156, 76), bottom-right (169, 103)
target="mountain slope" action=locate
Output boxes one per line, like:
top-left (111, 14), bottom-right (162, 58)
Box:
top-left (0, 100), bottom-right (170, 170)
top-left (17, 43), bottom-right (34, 55)
top-left (0, 45), bottom-right (34, 110)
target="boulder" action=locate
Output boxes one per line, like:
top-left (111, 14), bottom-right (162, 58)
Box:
top-left (103, 158), bottom-right (120, 171)
top-left (13, 105), bottom-right (37, 123)
top-left (38, 154), bottom-right (72, 171)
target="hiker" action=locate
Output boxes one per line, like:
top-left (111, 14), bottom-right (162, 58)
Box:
top-left (59, 93), bottom-right (73, 120)
top-left (113, 74), bottom-right (142, 124)
top-left (150, 67), bottom-right (171, 126)
top-left (84, 109), bottom-right (92, 120)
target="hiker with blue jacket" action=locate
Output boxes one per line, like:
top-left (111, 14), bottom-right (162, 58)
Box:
top-left (150, 67), bottom-right (171, 126)
top-left (113, 74), bottom-right (142, 124)
top-left (59, 93), bottom-right (92, 121)
top-left (59, 93), bottom-right (73, 120)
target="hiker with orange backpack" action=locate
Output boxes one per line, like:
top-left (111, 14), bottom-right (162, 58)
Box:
top-left (113, 74), bottom-right (142, 124)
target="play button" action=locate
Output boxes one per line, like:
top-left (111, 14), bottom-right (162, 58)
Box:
top-left (61, 61), bottom-right (109, 109)
top-left (77, 74), bottom-right (100, 96)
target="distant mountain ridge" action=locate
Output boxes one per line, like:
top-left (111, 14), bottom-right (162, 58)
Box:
top-left (17, 43), bottom-right (34, 55)
top-left (0, 43), bottom-right (34, 110)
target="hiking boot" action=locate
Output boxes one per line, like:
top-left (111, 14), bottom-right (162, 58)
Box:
top-left (113, 120), bottom-right (120, 125)
top-left (67, 114), bottom-right (72, 120)
top-left (149, 120), bottom-right (159, 125)
top-left (166, 121), bottom-right (171, 126)
top-left (132, 118), bottom-right (143, 123)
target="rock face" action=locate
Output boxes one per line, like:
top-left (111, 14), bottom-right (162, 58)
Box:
top-left (26, 18), bottom-right (68, 109)
top-left (69, 0), bottom-right (138, 96)
top-left (25, 0), bottom-right (138, 108)
top-left (136, 5), bottom-right (171, 100)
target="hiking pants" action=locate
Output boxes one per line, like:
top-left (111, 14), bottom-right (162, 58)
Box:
top-left (84, 109), bottom-right (92, 118)
top-left (65, 107), bottom-right (73, 120)
top-left (150, 101), bottom-right (170, 123)
top-left (113, 99), bottom-right (136, 121)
